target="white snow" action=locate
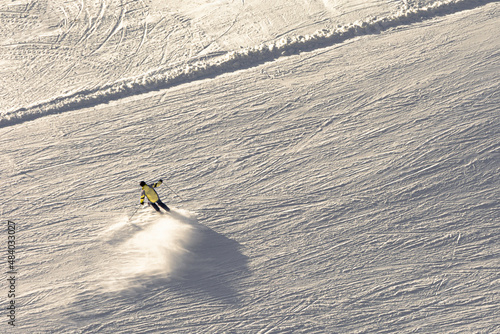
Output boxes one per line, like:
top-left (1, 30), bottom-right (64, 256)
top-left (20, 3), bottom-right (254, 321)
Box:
top-left (1, 0), bottom-right (495, 126)
top-left (0, 0), bottom-right (499, 333)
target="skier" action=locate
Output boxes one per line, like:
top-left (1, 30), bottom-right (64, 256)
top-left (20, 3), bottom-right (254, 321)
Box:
top-left (140, 179), bottom-right (170, 212)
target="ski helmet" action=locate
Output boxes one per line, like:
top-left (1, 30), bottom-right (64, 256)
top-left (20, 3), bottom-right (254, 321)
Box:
top-left (140, 181), bottom-right (146, 187)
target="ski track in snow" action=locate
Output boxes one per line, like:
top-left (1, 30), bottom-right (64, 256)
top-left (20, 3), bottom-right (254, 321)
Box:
top-left (0, 0), bottom-right (499, 333)
top-left (0, 0), bottom-right (497, 127)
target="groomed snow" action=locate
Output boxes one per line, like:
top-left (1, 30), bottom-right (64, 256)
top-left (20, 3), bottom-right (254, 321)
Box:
top-left (0, 0), bottom-right (499, 333)
top-left (0, 0), bottom-right (496, 127)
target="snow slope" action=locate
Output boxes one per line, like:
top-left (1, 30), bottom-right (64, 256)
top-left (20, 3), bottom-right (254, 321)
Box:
top-left (1, 0), bottom-right (403, 113)
top-left (1, 0), bottom-right (484, 122)
top-left (1, 0), bottom-right (499, 333)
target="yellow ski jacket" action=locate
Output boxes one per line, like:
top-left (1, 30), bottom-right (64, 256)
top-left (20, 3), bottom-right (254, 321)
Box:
top-left (140, 180), bottom-right (163, 204)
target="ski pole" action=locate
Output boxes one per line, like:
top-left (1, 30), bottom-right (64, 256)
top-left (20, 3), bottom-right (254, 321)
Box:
top-left (165, 182), bottom-right (184, 201)
top-left (128, 206), bottom-right (140, 221)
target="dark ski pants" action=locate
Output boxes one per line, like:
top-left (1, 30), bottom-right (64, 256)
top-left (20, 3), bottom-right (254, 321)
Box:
top-left (151, 199), bottom-right (170, 212)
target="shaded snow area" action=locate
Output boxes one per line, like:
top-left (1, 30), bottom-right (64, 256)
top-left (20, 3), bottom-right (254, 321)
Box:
top-left (1, 0), bottom-right (499, 333)
top-left (98, 209), bottom-right (199, 291)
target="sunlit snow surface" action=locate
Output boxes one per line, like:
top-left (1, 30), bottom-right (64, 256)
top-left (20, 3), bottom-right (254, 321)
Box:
top-left (0, 0), bottom-right (470, 120)
top-left (0, 0), bottom-right (499, 333)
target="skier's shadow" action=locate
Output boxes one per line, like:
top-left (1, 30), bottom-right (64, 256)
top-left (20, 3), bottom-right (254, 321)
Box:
top-left (159, 210), bottom-right (250, 303)
top-left (65, 210), bottom-right (249, 327)
top-left (113, 209), bottom-right (250, 304)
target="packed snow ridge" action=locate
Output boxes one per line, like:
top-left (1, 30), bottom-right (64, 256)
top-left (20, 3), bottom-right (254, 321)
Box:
top-left (0, 0), bottom-right (493, 127)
